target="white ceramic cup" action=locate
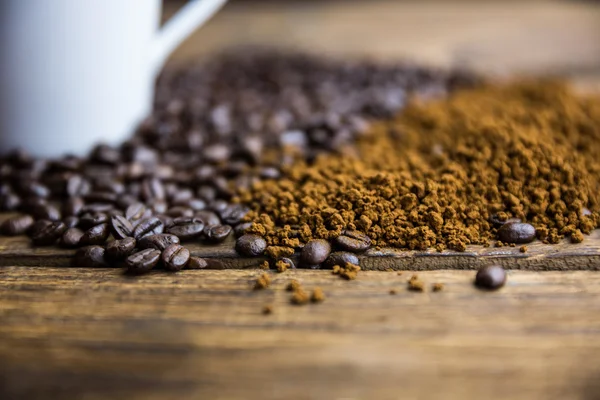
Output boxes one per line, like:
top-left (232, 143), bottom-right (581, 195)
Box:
top-left (0, 0), bottom-right (227, 157)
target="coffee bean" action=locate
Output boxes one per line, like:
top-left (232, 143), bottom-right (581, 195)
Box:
top-left (209, 199), bottom-right (229, 214)
top-left (32, 203), bottom-right (61, 221)
top-left (234, 222), bottom-right (253, 238)
top-left (125, 202), bottom-right (147, 221)
top-left (27, 219), bottom-right (52, 238)
top-left (235, 234), bottom-right (267, 256)
top-left (475, 265), bottom-right (507, 290)
top-left (20, 181), bottom-right (50, 198)
top-left (137, 233), bottom-right (180, 251)
top-left (63, 197), bottom-right (85, 216)
top-left (300, 239), bottom-right (332, 265)
top-left (148, 199), bottom-right (168, 214)
top-left (197, 186), bottom-right (216, 202)
top-left (0, 193), bottom-right (21, 211)
top-left (66, 175), bottom-right (90, 197)
top-left (125, 248), bottom-right (161, 274)
top-left (63, 216), bottom-right (80, 229)
top-left (220, 204), bottom-right (250, 225)
top-left (184, 198), bottom-right (207, 211)
top-left (165, 218), bottom-right (205, 240)
top-left (105, 237), bottom-right (136, 261)
top-left (169, 189), bottom-right (194, 204)
top-left (60, 227), bottom-right (85, 247)
top-left (497, 222), bottom-right (536, 244)
top-left (166, 206), bottom-right (194, 218)
top-left (73, 246), bottom-right (109, 268)
top-left (334, 230), bottom-right (371, 252)
top-left (204, 224), bottom-right (232, 243)
top-left (156, 214), bottom-right (174, 229)
top-left (20, 197), bottom-right (47, 213)
top-left (161, 244), bottom-right (190, 272)
top-left (187, 256), bottom-right (208, 269)
top-left (489, 215), bottom-right (522, 228)
top-left (109, 215), bottom-right (133, 239)
top-left (141, 177), bottom-right (165, 201)
top-left (1, 215), bottom-right (34, 236)
top-left (31, 221), bottom-right (67, 245)
top-left (323, 251), bottom-right (360, 269)
top-left (90, 144), bottom-right (120, 165)
top-left (80, 223), bottom-right (109, 246)
top-left (133, 217), bottom-right (164, 239)
top-left (194, 210), bottom-right (221, 226)
top-left (79, 212), bottom-right (108, 229)
top-left (84, 191), bottom-right (118, 204)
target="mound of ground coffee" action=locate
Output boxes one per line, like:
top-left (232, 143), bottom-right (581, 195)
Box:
top-left (239, 81), bottom-right (600, 252)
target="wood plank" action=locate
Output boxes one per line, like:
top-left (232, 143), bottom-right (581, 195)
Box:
top-left (1, 266), bottom-right (600, 399)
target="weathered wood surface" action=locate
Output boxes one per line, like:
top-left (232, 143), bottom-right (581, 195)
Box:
top-left (1, 267), bottom-right (600, 400)
top-left (2, 229), bottom-right (600, 270)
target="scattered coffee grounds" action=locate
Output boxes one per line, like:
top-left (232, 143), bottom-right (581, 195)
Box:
top-left (253, 272), bottom-right (271, 290)
top-left (432, 283), bottom-right (444, 292)
top-left (519, 245), bottom-right (528, 253)
top-left (286, 279), bottom-right (301, 292)
top-left (407, 274), bottom-right (425, 292)
top-left (275, 258), bottom-right (294, 273)
top-left (240, 81), bottom-right (600, 257)
top-left (332, 262), bottom-right (360, 280)
top-left (475, 265), bottom-right (506, 290)
top-left (262, 305), bottom-right (273, 315)
top-left (310, 287), bottom-right (325, 303)
top-left (389, 289), bottom-right (397, 295)
top-left (290, 288), bottom-right (310, 305)
top-left (259, 260), bottom-right (270, 270)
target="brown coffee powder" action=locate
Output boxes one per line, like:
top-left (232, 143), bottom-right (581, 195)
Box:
top-left (239, 81), bottom-right (600, 251)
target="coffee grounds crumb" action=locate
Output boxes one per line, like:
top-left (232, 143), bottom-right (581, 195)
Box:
top-left (385, 268), bottom-right (394, 272)
top-left (260, 261), bottom-right (270, 270)
top-left (286, 279), bottom-right (301, 292)
top-left (262, 305), bottom-right (273, 315)
top-left (311, 287), bottom-right (325, 303)
top-left (519, 245), bottom-right (528, 253)
top-left (571, 230), bottom-right (584, 243)
top-left (275, 259), bottom-right (289, 273)
top-left (332, 262), bottom-right (361, 280)
top-left (389, 289), bottom-right (397, 295)
top-left (291, 289), bottom-right (310, 305)
top-left (254, 273), bottom-right (271, 290)
top-left (495, 241), bottom-right (504, 248)
top-left (408, 274), bottom-right (425, 292)
top-left (265, 246), bottom-right (295, 259)
top-left (432, 283), bottom-right (444, 292)
top-left (397, 272), bottom-right (403, 276)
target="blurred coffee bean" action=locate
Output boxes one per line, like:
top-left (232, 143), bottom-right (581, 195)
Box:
top-left (80, 223), bottom-right (110, 246)
top-left (234, 222), bottom-right (253, 238)
top-left (105, 237), bottom-right (137, 260)
top-left (79, 213), bottom-right (108, 230)
top-left (63, 197), bottom-right (85, 216)
top-left (73, 246), bottom-right (109, 268)
top-left (60, 227), bottom-right (85, 247)
top-left (137, 233), bottom-right (180, 251)
top-left (187, 256), bottom-right (208, 269)
top-left (235, 234), bottom-right (267, 256)
top-left (475, 265), bottom-right (507, 290)
top-left (31, 221), bottom-right (67, 246)
top-left (220, 204), bottom-right (249, 225)
top-left (204, 224), bottom-right (232, 243)
top-left (323, 251), bottom-right (360, 269)
top-left (63, 216), bottom-right (80, 229)
top-left (334, 230), bottom-right (371, 252)
top-left (194, 210), bottom-right (221, 226)
top-left (32, 203), bottom-right (61, 221)
top-left (1, 215), bottom-right (34, 236)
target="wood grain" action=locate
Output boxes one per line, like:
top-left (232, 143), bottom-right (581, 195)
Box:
top-left (1, 266), bottom-right (600, 400)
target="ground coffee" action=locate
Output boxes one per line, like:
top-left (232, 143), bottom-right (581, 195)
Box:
top-left (240, 81), bottom-right (600, 254)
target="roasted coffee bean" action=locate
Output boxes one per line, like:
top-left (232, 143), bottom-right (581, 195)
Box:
top-left (66, 175), bottom-right (90, 197)
top-left (27, 219), bottom-right (52, 237)
top-left (63, 216), bottom-right (79, 229)
top-left (183, 198), bottom-right (207, 211)
top-left (20, 181), bottom-right (50, 198)
top-left (19, 197), bottom-right (47, 213)
top-left (235, 234), bottom-right (267, 256)
top-left (84, 191), bottom-right (118, 204)
top-left (116, 194), bottom-right (138, 210)
top-left (334, 230), bottom-right (371, 252)
top-left (475, 265), bottom-right (507, 290)
top-left (31, 203), bottom-right (61, 221)
top-left (323, 251), bottom-right (360, 269)
top-left (60, 227), bottom-right (85, 247)
top-left (133, 216), bottom-right (164, 239)
top-left (80, 223), bottom-right (110, 246)
top-left (94, 178), bottom-right (125, 194)
top-left (197, 185), bottom-right (217, 202)
top-left (209, 199), bottom-right (229, 214)
top-left (141, 177), bottom-right (165, 201)
top-left (109, 215), bottom-right (133, 239)
top-left (62, 197), bottom-right (84, 216)
top-left (125, 248), bottom-right (161, 274)
top-left (156, 214), bottom-right (174, 229)
top-left (204, 224), bottom-right (232, 243)
top-left (125, 202), bottom-right (147, 221)
top-left (233, 222), bottom-right (253, 238)
top-left (169, 188), bottom-right (194, 204)
top-left (105, 237), bottom-right (137, 260)
top-left (300, 239), bottom-right (331, 265)
top-left (31, 221), bottom-right (67, 245)
top-left (194, 210), bottom-right (221, 226)
top-left (489, 215), bottom-right (522, 228)
top-left (220, 204), bottom-right (250, 225)
top-left (497, 222), bottom-right (536, 244)
top-left (73, 246), bottom-right (109, 268)
top-left (148, 199), bottom-right (168, 214)
top-left (81, 203), bottom-right (114, 214)
top-left (165, 218), bottom-right (204, 240)
top-left (79, 212), bottom-right (108, 229)
top-left (162, 244), bottom-right (190, 272)
top-left (1, 214), bottom-right (34, 236)
top-left (187, 256), bottom-right (208, 269)
top-left (90, 144), bottom-right (121, 165)
top-left (166, 206), bottom-right (194, 218)
top-left (137, 233), bottom-right (180, 251)
top-left (0, 193), bottom-right (21, 211)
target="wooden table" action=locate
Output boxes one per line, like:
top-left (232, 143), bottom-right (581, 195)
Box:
top-left (2, 1), bottom-right (600, 399)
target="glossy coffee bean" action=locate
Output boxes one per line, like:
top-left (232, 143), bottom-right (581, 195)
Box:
top-left (489, 215), bottom-right (522, 228)
top-left (0, 193), bottom-right (21, 211)
top-left (300, 239), bottom-right (331, 265)
top-left (125, 248), bottom-right (161, 274)
top-left (73, 246), bottom-right (109, 268)
top-left (1, 214), bottom-right (34, 236)
top-left (165, 218), bottom-right (204, 241)
top-left (137, 233), bottom-right (180, 251)
top-left (109, 215), bottom-right (133, 239)
top-left (497, 222), bottom-right (536, 244)
top-left (80, 223), bottom-right (110, 246)
top-left (233, 222), bottom-right (253, 238)
top-left (105, 237), bottom-right (137, 261)
top-left (323, 251), bottom-right (360, 269)
top-left (125, 202), bottom-right (147, 221)
top-left (31, 203), bottom-right (61, 221)
top-left (31, 221), bottom-right (67, 246)
top-left (79, 212), bottom-right (108, 230)
top-left (63, 216), bottom-right (80, 229)
top-left (475, 265), bottom-right (507, 290)
top-left (204, 224), bottom-right (232, 243)
top-left (62, 197), bottom-right (84, 216)
top-left (220, 204), bottom-right (250, 225)
top-left (60, 227), bottom-right (85, 247)
top-left (194, 210), bottom-right (221, 226)
top-left (235, 234), bottom-right (267, 256)
top-left (187, 256), bottom-right (208, 269)
top-left (161, 244), bottom-right (190, 272)
top-left (334, 230), bottom-right (371, 252)
top-left (133, 216), bottom-right (164, 239)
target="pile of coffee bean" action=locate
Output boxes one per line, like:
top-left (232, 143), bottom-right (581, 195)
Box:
top-left (0, 50), bottom-right (477, 273)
